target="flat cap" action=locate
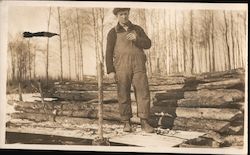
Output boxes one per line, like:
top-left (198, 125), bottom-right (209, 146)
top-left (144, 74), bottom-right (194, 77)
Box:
top-left (113, 8), bottom-right (130, 15)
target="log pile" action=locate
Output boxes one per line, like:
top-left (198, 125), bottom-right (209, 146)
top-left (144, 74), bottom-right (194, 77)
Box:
top-left (150, 68), bottom-right (245, 147)
top-left (8, 68), bottom-right (245, 148)
top-left (44, 76), bottom-right (185, 100)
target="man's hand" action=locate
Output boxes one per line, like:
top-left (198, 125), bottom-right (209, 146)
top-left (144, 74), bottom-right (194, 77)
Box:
top-left (126, 32), bottom-right (137, 41)
top-left (108, 72), bottom-right (116, 83)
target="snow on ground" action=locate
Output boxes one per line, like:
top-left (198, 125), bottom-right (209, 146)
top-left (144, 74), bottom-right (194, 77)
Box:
top-left (6, 93), bottom-right (57, 102)
top-left (5, 93), bottom-right (58, 120)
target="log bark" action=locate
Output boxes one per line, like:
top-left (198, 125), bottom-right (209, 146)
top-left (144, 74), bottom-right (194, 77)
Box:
top-left (54, 83), bottom-right (117, 91)
top-left (196, 68), bottom-right (245, 80)
top-left (197, 78), bottom-right (244, 90)
top-left (9, 113), bottom-right (122, 127)
top-left (177, 98), bottom-right (244, 108)
top-left (222, 125), bottom-right (244, 135)
top-left (149, 84), bottom-right (184, 91)
top-left (153, 91), bottom-right (184, 101)
top-left (179, 137), bottom-right (218, 148)
top-left (13, 100), bottom-right (243, 123)
top-left (184, 89), bottom-right (244, 101)
top-left (53, 76), bottom-right (185, 91)
top-left (47, 90), bottom-right (119, 101)
top-left (14, 101), bottom-right (120, 113)
top-left (183, 77), bottom-right (200, 91)
top-left (151, 106), bottom-right (242, 121)
top-left (11, 112), bottom-right (54, 122)
top-left (12, 101), bottom-right (139, 122)
top-left (170, 117), bottom-right (230, 133)
top-left (178, 143), bottom-right (216, 148)
top-left (148, 76), bottom-right (185, 85)
top-left (152, 99), bottom-right (178, 106)
top-left (196, 77), bottom-right (242, 83)
top-left (223, 135), bottom-right (244, 146)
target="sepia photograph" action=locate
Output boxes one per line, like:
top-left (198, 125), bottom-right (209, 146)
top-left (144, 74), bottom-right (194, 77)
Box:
top-left (0, 1), bottom-right (248, 154)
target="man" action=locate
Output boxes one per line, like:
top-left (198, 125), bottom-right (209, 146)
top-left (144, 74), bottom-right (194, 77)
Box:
top-left (105, 8), bottom-right (154, 133)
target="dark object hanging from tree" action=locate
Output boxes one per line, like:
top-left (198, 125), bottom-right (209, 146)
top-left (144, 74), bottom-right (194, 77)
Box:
top-left (23, 31), bottom-right (59, 38)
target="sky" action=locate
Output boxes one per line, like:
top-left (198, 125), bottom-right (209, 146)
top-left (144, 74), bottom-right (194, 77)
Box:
top-left (8, 5), bottom-right (98, 77)
top-left (6, 2), bottom-right (248, 79)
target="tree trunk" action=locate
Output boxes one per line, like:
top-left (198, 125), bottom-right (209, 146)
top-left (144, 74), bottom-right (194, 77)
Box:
top-left (174, 10), bottom-right (179, 73)
top-left (76, 9), bottom-right (84, 80)
top-left (27, 39), bottom-right (31, 80)
top-left (182, 11), bottom-right (187, 74)
top-left (223, 11), bottom-right (231, 70)
top-left (211, 11), bottom-right (216, 72)
top-left (33, 46), bottom-right (36, 79)
top-left (66, 28), bottom-right (71, 80)
top-left (58, 7), bottom-right (63, 81)
top-left (190, 10), bottom-right (194, 74)
top-left (46, 7), bottom-right (51, 85)
top-left (230, 11), bottom-right (235, 69)
top-left (18, 82), bottom-right (23, 101)
top-left (72, 30), bottom-right (79, 81)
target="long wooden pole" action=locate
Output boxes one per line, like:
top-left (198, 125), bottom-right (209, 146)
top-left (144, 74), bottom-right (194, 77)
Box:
top-left (97, 62), bottom-right (103, 139)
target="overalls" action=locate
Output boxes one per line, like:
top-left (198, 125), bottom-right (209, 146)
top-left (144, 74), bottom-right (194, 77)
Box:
top-left (114, 30), bottom-right (151, 121)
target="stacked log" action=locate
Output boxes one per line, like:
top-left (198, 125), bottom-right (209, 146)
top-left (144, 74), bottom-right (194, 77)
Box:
top-left (37, 76), bottom-right (186, 127)
top-left (44, 76), bottom-right (186, 101)
top-left (150, 68), bottom-right (245, 147)
top-left (8, 68), bottom-right (245, 147)
top-left (10, 99), bottom-right (142, 125)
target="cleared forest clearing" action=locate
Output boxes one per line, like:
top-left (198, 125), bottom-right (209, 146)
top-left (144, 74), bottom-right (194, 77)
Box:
top-left (5, 68), bottom-right (246, 148)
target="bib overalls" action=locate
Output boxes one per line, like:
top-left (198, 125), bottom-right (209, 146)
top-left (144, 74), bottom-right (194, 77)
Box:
top-left (114, 29), bottom-right (151, 121)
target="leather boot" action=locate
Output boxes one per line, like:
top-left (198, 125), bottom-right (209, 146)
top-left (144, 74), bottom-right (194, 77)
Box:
top-left (141, 119), bottom-right (154, 133)
top-left (123, 120), bottom-right (132, 132)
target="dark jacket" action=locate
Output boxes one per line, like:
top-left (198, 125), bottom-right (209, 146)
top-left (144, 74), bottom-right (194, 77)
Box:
top-left (105, 21), bottom-right (151, 74)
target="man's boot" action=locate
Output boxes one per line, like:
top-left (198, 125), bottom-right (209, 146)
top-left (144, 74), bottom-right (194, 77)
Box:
top-left (141, 119), bottom-right (154, 133)
top-left (123, 120), bottom-right (132, 132)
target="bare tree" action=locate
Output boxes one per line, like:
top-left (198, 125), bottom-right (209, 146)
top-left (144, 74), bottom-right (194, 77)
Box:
top-left (14, 40), bottom-right (29, 100)
top-left (163, 9), bottom-right (169, 75)
top-left (211, 11), bottom-right (216, 72)
top-left (27, 39), bottom-right (32, 80)
top-left (33, 45), bottom-right (37, 79)
top-left (182, 11), bottom-right (187, 73)
top-left (92, 8), bottom-right (107, 139)
top-left (76, 9), bottom-right (84, 80)
top-left (174, 10), bottom-right (179, 73)
top-left (223, 11), bottom-right (231, 70)
top-left (58, 7), bottom-right (63, 81)
top-left (46, 7), bottom-right (51, 85)
top-left (190, 10), bottom-right (194, 74)
top-left (230, 11), bottom-right (235, 69)
top-left (72, 29), bottom-right (79, 80)
top-left (8, 42), bottom-right (16, 81)
top-left (62, 18), bottom-right (72, 80)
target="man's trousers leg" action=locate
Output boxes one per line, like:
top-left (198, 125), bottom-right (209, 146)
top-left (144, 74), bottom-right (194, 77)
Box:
top-left (132, 71), bottom-right (150, 119)
top-left (116, 70), bottom-right (133, 121)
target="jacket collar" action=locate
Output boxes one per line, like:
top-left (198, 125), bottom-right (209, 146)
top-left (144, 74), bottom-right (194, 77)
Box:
top-left (115, 21), bottom-right (134, 33)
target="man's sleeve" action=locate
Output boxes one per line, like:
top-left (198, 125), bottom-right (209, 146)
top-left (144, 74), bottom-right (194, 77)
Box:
top-left (134, 26), bottom-right (151, 49)
top-left (105, 28), bottom-right (116, 74)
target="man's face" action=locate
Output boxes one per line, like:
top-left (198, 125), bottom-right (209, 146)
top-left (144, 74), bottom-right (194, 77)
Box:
top-left (116, 10), bottom-right (129, 25)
